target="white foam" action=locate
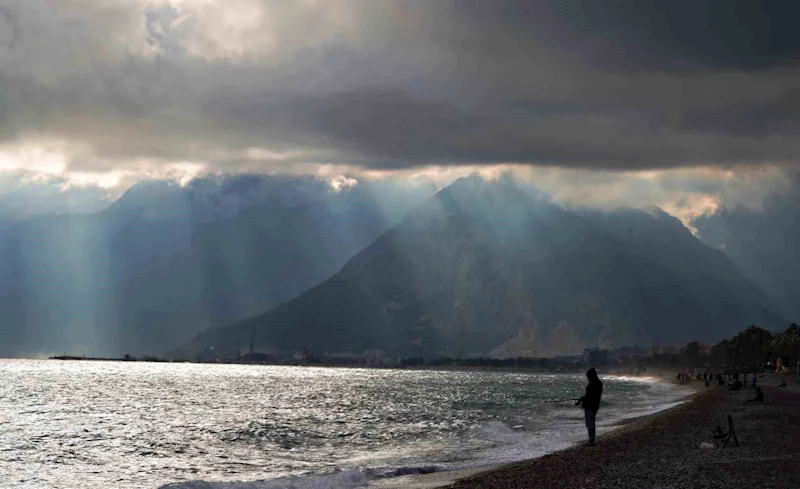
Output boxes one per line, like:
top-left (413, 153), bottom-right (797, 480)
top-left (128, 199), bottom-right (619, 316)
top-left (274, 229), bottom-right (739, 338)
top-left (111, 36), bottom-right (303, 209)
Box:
top-left (159, 376), bottom-right (694, 489)
top-left (457, 377), bottom-right (694, 469)
top-left (158, 470), bottom-right (370, 489)
top-left (369, 466), bottom-right (440, 478)
top-left (158, 467), bottom-right (447, 489)
top-left (604, 375), bottom-right (660, 383)
top-left (476, 420), bottom-right (533, 444)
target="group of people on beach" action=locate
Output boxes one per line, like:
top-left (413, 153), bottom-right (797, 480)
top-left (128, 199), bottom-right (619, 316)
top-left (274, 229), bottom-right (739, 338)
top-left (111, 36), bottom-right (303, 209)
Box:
top-left (677, 370), bottom-right (767, 403)
top-left (677, 371), bottom-right (759, 390)
top-left (725, 373), bottom-right (758, 391)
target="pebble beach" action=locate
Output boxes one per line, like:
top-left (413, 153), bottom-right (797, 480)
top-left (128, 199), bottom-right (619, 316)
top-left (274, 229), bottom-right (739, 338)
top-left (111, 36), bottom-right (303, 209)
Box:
top-left (445, 373), bottom-right (800, 489)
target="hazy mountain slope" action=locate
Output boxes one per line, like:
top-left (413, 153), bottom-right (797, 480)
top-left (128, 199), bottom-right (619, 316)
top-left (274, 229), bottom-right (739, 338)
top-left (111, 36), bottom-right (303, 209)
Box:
top-left (0, 175), bottom-right (434, 357)
top-left (188, 176), bottom-right (785, 359)
top-left (583, 208), bottom-right (783, 327)
top-left (693, 184), bottom-right (800, 321)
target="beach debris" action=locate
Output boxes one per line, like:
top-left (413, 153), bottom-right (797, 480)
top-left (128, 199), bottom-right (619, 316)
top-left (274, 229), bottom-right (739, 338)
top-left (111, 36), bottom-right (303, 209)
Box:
top-left (712, 415), bottom-right (739, 448)
top-left (700, 442), bottom-right (715, 449)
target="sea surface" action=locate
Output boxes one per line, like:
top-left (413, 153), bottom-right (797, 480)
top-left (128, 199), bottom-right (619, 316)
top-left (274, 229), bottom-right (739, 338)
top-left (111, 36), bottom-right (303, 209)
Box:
top-left (0, 360), bottom-right (691, 489)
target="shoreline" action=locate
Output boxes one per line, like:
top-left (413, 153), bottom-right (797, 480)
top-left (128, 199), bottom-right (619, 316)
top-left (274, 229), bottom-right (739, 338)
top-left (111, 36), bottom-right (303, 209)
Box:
top-left (372, 375), bottom-right (700, 489)
top-left (41, 356), bottom-right (688, 377)
top-left (441, 373), bottom-right (800, 489)
top-left (374, 374), bottom-right (800, 488)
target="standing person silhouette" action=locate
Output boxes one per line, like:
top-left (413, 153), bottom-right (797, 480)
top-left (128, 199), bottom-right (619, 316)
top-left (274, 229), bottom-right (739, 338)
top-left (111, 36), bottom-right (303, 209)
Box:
top-left (576, 368), bottom-right (604, 446)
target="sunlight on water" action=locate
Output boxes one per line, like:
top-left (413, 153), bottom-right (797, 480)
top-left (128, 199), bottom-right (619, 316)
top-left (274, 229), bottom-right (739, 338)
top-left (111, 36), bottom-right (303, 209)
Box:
top-left (0, 360), bottom-right (692, 489)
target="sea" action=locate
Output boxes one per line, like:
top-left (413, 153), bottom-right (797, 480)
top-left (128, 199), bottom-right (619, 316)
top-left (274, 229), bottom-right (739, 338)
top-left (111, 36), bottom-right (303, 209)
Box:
top-left (0, 360), bottom-right (692, 489)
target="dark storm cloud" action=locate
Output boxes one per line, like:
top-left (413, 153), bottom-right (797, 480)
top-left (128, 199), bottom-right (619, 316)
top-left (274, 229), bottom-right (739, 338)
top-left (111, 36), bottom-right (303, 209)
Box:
top-left (524, 0), bottom-right (800, 72)
top-left (3, 0), bottom-right (800, 172)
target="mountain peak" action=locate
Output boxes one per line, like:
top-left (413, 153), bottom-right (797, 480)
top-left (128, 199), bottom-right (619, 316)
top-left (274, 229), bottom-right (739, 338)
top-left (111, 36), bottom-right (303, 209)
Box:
top-left (181, 179), bottom-right (785, 360)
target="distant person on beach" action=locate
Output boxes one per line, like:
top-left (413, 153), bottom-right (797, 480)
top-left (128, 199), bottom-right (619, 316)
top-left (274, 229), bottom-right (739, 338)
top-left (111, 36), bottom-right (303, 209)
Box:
top-left (752, 376), bottom-right (757, 389)
top-left (745, 387), bottom-right (764, 403)
top-left (576, 368), bottom-right (603, 446)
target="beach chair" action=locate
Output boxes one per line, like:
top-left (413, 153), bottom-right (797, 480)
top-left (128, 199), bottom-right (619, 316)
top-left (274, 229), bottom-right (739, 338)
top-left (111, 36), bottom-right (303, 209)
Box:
top-left (712, 415), bottom-right (739, 448)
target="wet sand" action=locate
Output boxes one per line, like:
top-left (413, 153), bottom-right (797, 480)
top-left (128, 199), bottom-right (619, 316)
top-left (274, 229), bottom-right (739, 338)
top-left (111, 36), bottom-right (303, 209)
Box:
top-left (378, 373), bottom-right (800, 489)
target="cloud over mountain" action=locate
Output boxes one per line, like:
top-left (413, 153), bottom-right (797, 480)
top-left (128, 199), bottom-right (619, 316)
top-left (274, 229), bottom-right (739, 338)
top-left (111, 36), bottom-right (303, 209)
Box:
top-left (3, 0), bottom-right (800, 176)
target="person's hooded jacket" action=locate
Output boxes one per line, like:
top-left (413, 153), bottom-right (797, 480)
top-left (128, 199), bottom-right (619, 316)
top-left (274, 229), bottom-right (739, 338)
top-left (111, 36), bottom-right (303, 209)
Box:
top-left (579, 368), bottom-right (603, 413)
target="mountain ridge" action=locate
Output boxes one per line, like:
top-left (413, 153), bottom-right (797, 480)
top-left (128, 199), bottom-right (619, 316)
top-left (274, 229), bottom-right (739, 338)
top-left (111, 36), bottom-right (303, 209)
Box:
top-left (181, 176), bottom-right (786, 360)
top-left (0, 174), bottom-right (434, 357)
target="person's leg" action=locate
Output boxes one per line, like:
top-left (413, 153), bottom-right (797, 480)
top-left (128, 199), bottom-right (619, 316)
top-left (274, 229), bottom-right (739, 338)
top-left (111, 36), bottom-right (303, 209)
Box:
top-left (584, 408), bottom-right (596, 444)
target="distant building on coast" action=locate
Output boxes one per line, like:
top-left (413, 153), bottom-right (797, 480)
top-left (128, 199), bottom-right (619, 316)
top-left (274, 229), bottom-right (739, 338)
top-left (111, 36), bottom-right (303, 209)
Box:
top-left (293, 348), bottom-right (318, 362)
top-left (241, 352), bottom-right (276, 363)
top-left (614, 346), bottom-right (651, 363)
top-left (322, 353), bottom-right (365, 365)
top-left (550, 354), bottom-right (585, 368)
top-left (364, 349), bottom-right (389, 366)
top-left (583, 347), bottom-right (609, 367)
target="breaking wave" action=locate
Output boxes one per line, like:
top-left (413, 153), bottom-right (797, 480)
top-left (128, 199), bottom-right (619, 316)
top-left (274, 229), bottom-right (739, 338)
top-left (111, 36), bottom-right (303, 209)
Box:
top-left (158, 465), bottom-right (445, 489)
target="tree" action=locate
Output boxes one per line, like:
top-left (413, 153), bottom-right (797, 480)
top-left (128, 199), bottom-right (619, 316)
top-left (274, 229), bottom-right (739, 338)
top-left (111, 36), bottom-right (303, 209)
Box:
top-left (686, 341), bottom-right (701, 357)
top-left (710, 325), bottom-right (773, 367)
top-left (768, 323), bottom-right (800, 368)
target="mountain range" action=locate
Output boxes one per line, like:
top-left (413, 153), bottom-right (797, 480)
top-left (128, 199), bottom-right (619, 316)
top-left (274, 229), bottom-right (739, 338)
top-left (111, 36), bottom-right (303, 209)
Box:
top-left (182, 175), bottom-right (787, 359)
top-left (0, 175), bottom-right (434, 357)
top-left (1, 172), bottom-right (795, 359)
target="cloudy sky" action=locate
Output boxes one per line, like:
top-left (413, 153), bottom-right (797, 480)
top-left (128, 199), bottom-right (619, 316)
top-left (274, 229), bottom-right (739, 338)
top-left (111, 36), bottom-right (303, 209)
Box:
top-left (1, 0), bottom-right (799, 219)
